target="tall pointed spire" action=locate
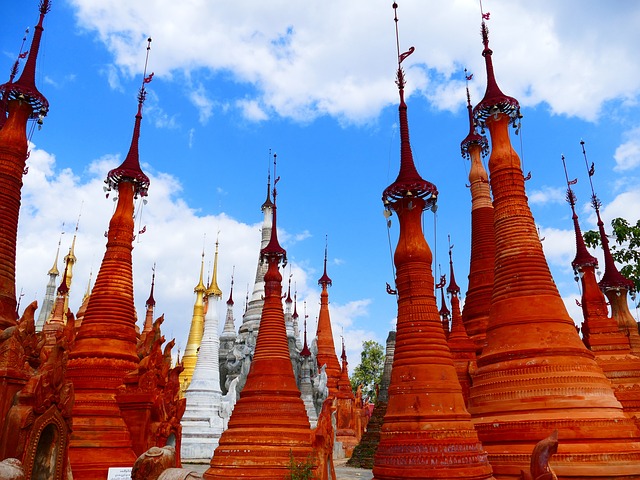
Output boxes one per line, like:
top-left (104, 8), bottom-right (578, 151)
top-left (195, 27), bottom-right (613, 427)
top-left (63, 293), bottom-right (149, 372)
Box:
top-left (180, 249), bottom-right (207, 393)
top-left (206, 155), bottom-right (318, 479)
top-left (67, 39), bottom-right (154, 477)
top-left (437, 275), bottom-right (450, 337)
top-left (182, 239), bottom-right (227, 463)
top-left (0, 0), bottom-right (50, 123)
top-left (62, 213), bottom-right (80, 313)
top-left (0, 1), bottom-right (51, 328)
top-left (238, 155), bottom-right (275, 345)
top-left (315, 237), bottom-right (341, 397)
top-left (461, 74), bottom-right (494, 351)
top-left (446, 244), bottom-right (476, 406)
top-left (36, 236), bottom-right (62, 332)
top-left (373, 5), bottom-right (494, 479)
top-left (562, 155), bottom-right (640, 418)
top-left (581, 141), bottom-right (640, 355)
top-left (467, 14), bottom-right (640, 477)
top-left (142, 263), bottom-right (156, 334)
top-left (219, 269), bottom-right (237, 391)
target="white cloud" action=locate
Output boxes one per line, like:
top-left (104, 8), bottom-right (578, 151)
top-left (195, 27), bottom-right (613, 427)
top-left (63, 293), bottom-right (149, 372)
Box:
top-left (188, 84), bottom-right (214, 124)
top-left (69, 0), bottom-right (640, 123)
top-left (237, 98), bottom-right (268, 122)
top-left (537, 225), bottom-right (575, 270)
top-left (614, 127), bottom-right (640, 172)
top-left (529, 186), bottom-right (565, 206)
top-left (100, 63), bottom-right (124, 92)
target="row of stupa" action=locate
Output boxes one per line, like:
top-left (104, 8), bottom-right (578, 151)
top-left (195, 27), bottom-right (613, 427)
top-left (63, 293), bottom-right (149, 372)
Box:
top-left (174, 183), bottom-right (370, 462)
top-left (361, 3), bottom-right (640, 480)
top-left (3, 1), bottom-right (640, 480)
top-left (0, 3), bottom-right (190, 479)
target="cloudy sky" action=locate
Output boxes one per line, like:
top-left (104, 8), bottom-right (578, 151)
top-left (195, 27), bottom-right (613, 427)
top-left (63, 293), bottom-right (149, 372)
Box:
top-left (4, 0), bottom-right (640, 367)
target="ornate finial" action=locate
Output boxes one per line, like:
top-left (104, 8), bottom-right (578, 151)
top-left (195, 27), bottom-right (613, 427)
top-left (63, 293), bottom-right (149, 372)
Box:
top-left (206, 234), bottom-right (223, 297)
top-left (262, 149), bottom-right (274, 210)
top-left (581, 140), bottom-right (634, 291)
top-left (561, 155), bottom-right (597, 271)
top-left (446, 236), bottom-right (460, 295)
top-left (300, 300), bottom-right (311, 357)
top-left (105, 38), bottom-right (152, 197)
top-left (341, 336), bottom-right (347, 363)
top-left (292, 287), bottom-right (299, 319)
top-left (194, 249), bottom-right (206, 294)
top-left (0, 27), bottom-right (31, 130)
top-left (460, 69), bottom-right (489, 158)
top-left (57, 256), bottom-right (70, 296)
top-left (318, 235), bottom-right (332, 288)
top-left (473, 5), bottom-right (521, 131)
top-left (383, 2), bottom-right (438, 207)
top-left (227, 266), bottom-right (235, 306)
top-left (146, 263), bottom-right (156, 307)
top-left (260, 153), bottom-right (287, 264)
top-left (0, 1), bottom-right (51, 122)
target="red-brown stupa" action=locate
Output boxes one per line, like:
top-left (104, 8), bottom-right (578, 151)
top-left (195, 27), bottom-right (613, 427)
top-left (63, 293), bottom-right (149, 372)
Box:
top-left (468, 18), bottom-right (640, 478)
top-left (315, 242), bottom-right (342, 397)
top-left (205, 157), bottom-right (319, 479)
top-left (446, 246), bottom-right (476, 406)
top-left (460, 76), bottom-right (494, 352)
top-left (335, 339), bottom-right (361, 457)
top-left (583, 142), bottom-right (640, 357)
top-left (372, 5), bottom-right (494, 479)
top-left (67, 42), bottom-right (153, 478)
top-left (0, 0), bottom-right (50, 329)
top-left (562, 156), bottom-right (640, 419)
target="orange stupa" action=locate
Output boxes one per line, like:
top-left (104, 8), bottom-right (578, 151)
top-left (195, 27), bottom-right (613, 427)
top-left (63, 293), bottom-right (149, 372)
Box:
top-left (204, 156), bottom-right (318, 479)
top-left (67, 44), bottom-right (153, 478)
top-left (372, 5), bottom-right (494, 479)
top-left (582, 141), bottom-right (640, 357)
top-left (460, 76), bottom-right (494, 352)
top-left (315, 242), bottom-right (342, 397)
top-left (446, 245), bottom-right (477, 406)
top-left (467, 18), bottom-right (640, 478)
top-left (335, 338), bottom-right (360, 457)
top-left (0, 0), bottom-right (50, 329)
top-left (562, 156), bottom-right (640, 419)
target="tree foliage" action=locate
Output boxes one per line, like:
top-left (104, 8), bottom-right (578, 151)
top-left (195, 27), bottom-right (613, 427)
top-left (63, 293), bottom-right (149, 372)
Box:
top-left (350, 340), bottom-right (384, 402)
top-left (584, 217), bottom-right (640, 297)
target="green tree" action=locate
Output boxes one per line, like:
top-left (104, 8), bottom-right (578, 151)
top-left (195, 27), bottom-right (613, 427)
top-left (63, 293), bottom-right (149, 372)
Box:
top-left (350, 340), bottom-right (384, 402)
top-left (584, 217), bottom-right (640, 299)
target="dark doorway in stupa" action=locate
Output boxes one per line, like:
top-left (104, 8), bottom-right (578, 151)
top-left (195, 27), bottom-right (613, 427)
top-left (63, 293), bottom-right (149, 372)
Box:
top-left (31, 423), bottom-right (60, 480)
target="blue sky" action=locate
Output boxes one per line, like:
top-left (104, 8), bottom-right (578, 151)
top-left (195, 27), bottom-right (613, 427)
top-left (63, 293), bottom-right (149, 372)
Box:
top-left (4, 0), bottom-right (640, 367)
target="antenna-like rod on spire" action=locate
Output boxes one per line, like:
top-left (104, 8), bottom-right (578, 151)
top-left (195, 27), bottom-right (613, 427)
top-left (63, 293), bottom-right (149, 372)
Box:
top-left (561, 155), bottom-right (578, 209)
top-left (137, 38), bottom-right (153, 106)
top-left (580, 140), bottom-right (599, 212)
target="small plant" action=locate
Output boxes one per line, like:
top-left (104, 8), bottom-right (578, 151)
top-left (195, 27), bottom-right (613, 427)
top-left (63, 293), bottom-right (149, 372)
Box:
top-left (287, 450), bottom-right (315, 480)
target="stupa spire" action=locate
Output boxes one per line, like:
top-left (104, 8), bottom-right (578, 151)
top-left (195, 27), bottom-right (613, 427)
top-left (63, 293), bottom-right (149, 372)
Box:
top-left (36, 235), bottom-right (62, 331)
top-left (0, 0), bottom-right (50, 124)
top-left (473, 10), bottom-right (520, 132)
top-left (67, 39), bottom-right (154, 477)
top-left (315, 236), bottom-right (341, 397)
top-left (581, 141), bottom-right (640, 355)
top-left (182, 239), bottom-right (226, 462)
top-left (437, 274), bottom-right (450, 337)
top-left (206, 155), bottom-right (318, 479)
top-left (446, 243), bottom-right (476, 405)
top-left (206, 238), bottom-right (223, 298)
top-left (221, 268), bottom-right (236, 337)
top-left (561, 155), bottom-right (597, 271)
top-left (373, 5), bottom-right (494, 479)
top-left (467, 13), bottom-right (640, 477)
top-left (581, 141), bottom-right (634, 292)
top-left (180, 248), bottom-right (208, 393)
top-left (300, 303), bottom-right (311, 358)
top-left (0, 1), bottom-right (51, 328)
top-left (0, 27), bottom-right (31, 130)
top-left (460, 76), bottom-right (494, 350)
top-left (239, 154), bottom-right (276, 342)
top-left (62, 210), bottom-right (81, 313)
top-left (142, 263), bottom-right (156, 334)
